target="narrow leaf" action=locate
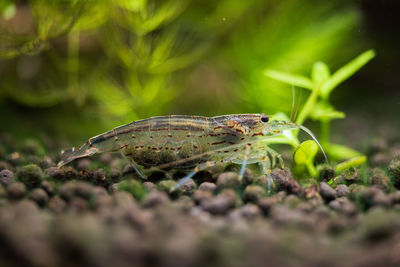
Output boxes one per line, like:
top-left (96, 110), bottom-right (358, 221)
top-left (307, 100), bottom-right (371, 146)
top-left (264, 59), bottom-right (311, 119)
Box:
top-left (264, 69), bottom-right (314, 90)
top-left (321, 49), bottom-right (375, 97)
top-left (312, 61), bottom-right (330, 85)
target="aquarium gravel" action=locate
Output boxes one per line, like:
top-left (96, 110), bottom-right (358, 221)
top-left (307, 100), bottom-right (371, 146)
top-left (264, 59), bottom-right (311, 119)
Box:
top-left (1, 136), bottom-right (400, 267)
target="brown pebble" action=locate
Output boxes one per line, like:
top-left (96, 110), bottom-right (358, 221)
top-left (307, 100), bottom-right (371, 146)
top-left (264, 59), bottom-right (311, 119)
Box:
top-left (243, 185), bottom-right (265, 203)
top-left (0, 184), bottom-right (7, 198)
top-left (142, 190), bottom-right (169, 208)
top-left (335, 184), bottom-right (349, 198)
top-left (329, 197), bottom-right (357, 216)
top-left (0, 161), bottom-right (13, 171)
top-left (7, 182), bottom-right (26, 199)
top-left (388, 191), bottom-right (400, 205)
top-left (45, 167), bottom-right (65, 180)
top-left (370, 153), bottom-right (390, 167)
top-left (76, 158), bottom-right (91, 171)
top-left (193, 189), bottom-right (213, 205)
top-left (40, 180), bottom-right (54, 196)
top-left (100, 153), bottom-right (113, 165)
top-left (198, 182), bottom-right (216, 193)
top-left (257, 197), bottom-right (278, 215)
top-left (271, 168), bottom-right (303, 196)
top-left (319, 182), bottom-right (336, 201)
top-left (216, 172), bottom-right (241, 189)
top-left (143, 181), bottom-right (156, 191)
top-left (93, 194), bottom-right (113, 210)
top-left (75, 181), bottom-right (94, 199)
top-left (202, 189), bottom-right (236, 215)
top-left (59, 182), bottom-right (78, 201)
top-left (0, 169), bottom-right (14, 186)
top-left (180, 178), bottom-right (196, 194)
top-left (69, 197), bottom-right (89, 212)
top-left (29, 188), bottom-right (49, 207)
top-left (48, 196), bottom-right (67, 213)
top-left (239, 204), bottom-right (261, 219)
top-left (243, 168), bottom-right (254, 184)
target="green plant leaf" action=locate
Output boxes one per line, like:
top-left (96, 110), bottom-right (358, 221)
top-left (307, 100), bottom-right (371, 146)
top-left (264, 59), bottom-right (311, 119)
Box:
top-left (335, 156), bottom-right (367, 173)
top-left (264, 69), bottom-right (314, 90)
top-left (294, 140), bottom-right (318, 164)
top-left (321, 49), bottom-right (375, 98)
top-left (310, 102), bottom-right (345, 121)
top-left (311, 61), bottom-right (330, 85)
top-left (293, 140), bottom-right (319, 176)
top-left (324, 143), bottom-right (363, 160)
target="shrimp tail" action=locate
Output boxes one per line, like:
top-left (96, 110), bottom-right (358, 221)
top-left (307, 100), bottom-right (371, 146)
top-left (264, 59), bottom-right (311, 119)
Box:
top-left (57, 142), bottom-right (98, 167)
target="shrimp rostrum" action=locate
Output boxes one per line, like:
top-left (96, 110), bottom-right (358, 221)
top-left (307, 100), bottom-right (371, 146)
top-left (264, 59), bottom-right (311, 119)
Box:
top-left (58, 114), bottom-right (325, 191)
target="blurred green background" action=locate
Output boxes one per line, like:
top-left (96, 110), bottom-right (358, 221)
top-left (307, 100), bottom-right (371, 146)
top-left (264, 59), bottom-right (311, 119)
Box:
top-left (0, 0), bottom-right (399, 147)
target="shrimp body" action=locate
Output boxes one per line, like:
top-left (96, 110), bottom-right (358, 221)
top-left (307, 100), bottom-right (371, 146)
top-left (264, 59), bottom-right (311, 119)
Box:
top-left (58, 114), bottom-right (296, 169)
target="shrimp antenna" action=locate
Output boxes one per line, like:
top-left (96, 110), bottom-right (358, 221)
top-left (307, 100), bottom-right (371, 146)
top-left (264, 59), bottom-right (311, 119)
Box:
top-left (290, 85), bottom-right (295, 121)
top-left (294, 123), bottom-right (328, 163)
top-left (293, 88), bottom-right (302, 122)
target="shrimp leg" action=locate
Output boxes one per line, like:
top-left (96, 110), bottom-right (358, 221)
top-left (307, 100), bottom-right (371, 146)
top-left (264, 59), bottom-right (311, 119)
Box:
top-left (258, 156), bottom-right (274, 192)
top-left (238, 144), bottom-right (251, 181)
top-left (171, 161), bottom-right (216, 192)
top-left (129, 161), bottom-right (146, 180)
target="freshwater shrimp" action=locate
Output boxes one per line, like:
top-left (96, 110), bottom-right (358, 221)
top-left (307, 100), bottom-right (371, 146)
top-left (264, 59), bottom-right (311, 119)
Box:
top-left (58, 114), bottom-right (325, 191)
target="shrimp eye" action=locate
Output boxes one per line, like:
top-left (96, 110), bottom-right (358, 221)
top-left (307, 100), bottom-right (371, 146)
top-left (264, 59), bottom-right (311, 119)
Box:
top-left (260, 115), bottom-right (269, 123)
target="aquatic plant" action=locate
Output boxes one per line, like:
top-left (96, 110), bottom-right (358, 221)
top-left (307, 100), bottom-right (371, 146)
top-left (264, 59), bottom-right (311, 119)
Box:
top-left (266, 50), bottom-right (375, 175)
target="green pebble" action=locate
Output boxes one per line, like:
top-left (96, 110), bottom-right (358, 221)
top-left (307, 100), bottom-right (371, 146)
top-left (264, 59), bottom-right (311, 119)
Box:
top-left (116, 179), bottom-right (146, 201)
top-left (16, 164), bottom-right (44, 188)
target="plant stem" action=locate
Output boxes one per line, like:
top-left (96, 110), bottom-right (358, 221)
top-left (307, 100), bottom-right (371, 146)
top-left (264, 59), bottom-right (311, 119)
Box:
top-left (295, 84), bottom-right (320, 126)
top-left (320, 120), bottom-right (330, 145)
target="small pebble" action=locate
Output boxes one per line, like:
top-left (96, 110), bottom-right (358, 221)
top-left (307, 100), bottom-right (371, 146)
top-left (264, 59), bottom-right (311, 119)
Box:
top-left (40, 180), bottom-right (54, 196)
top-left (238, 204), bottom-right (261, 220)
top-left (198, 182), bottom-right (216, 193)
top-left (180, 179), bottom-right (196, 194)
top-left (68, 197), bottom-right (89, 213)
top-left (100, 153), bottom-right (113, 165)
top-left (59, 182), bottom-right (78, 201)
top-left (29, 188), bottom-right (49, 207)
top-left (388, 191), bottom-right (400, 205)
top-left (142, 190), bottom-right (169, 208)
top-left (319, 166), bottom-right (335, 182)
top-left (75, 182), bottom-right (94, 199)
top-left (340, 168), bottom-right (362, 184)
top-left (45, 167), bottom-right (64, 180)
top-left (370, 153), bottom-right (390, 167)
top-left (39, 157), bottom-right (54, 169)
top-left (193, 189), bottom-right (213, 205)
top-left (0, 169), bottom-right (14, 186)
top-left (243, 185), bottom-right (265, 203)
top-left (335, 184), bottom-right (349, 198)
top-left (158, 180), bottom-right (177, 193)
top-left (243, 168), bottom-right (254, 184)
top-left (0, 184), bottom-right (7, 198)
top-left (48, 196), bottom-right (67, 213)
top-left (257, 197), bottom-right (278, 215)
top-left (319, 182), bottom-right (336, 201)
top-left (0, 161), bottom-right (13, 171)
top-left (216, 172), bottom-right (241, 189)
top-left (16, 164), bottom-right (44, 188)
top-left (76, 159), bottom-right (91, 171)
top-left (368, 138), bottom-right (387, 155)
top-left (202, 189), bottom-right (236, 215)
top-left (7, 182), bottom-right (26, 199)
top-left (369, 168), bottom-right (391, 192)
top-left (388, 158), bottom-right (400, 189)
top-left (143, 181), bottom-right (156, 191)
top-left (271, 168), bottom-right (303, 196)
